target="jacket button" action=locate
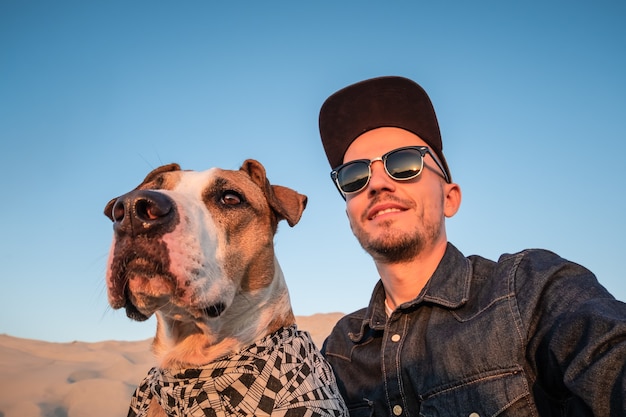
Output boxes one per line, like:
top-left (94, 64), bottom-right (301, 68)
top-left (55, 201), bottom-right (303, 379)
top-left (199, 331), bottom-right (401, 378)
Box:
top-left (392, 405), bottom-right (403, 415)
top-left (391, 334), bottom-right (401, 342)
top-left (469, 413), bottom-right (480, 417)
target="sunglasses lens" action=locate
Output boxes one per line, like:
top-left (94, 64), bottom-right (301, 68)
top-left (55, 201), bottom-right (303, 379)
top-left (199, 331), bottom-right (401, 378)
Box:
top-left (386, 148), bottom-right (423, 179)
top-left (337, 162), bottom-right (370, 193)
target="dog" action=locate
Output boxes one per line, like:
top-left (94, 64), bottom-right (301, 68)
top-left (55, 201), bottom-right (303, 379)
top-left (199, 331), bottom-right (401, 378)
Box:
top-left (104, 160), bottom-right (348, 417)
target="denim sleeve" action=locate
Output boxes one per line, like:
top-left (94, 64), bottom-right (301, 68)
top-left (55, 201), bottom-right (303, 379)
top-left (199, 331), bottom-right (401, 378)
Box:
top-left (513, 249), bottom-right (626, 415)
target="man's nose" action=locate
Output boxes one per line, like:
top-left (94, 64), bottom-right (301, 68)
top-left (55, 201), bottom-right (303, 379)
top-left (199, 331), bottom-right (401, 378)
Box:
top-left (367, 160), bottom-right (396, 194)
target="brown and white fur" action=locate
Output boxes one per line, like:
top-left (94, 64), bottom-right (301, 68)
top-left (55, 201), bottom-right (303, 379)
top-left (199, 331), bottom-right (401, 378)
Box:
top-left (104, 160), bottom-right (308, 416)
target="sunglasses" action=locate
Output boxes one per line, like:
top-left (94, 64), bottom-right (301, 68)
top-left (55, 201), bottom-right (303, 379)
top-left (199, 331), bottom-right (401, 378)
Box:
top-left (331, 146), bottom-right (450, 198)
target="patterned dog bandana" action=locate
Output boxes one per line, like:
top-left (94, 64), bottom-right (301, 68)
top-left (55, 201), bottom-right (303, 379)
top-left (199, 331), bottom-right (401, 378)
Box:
top-left (127, 326), bottom-right (348, 417)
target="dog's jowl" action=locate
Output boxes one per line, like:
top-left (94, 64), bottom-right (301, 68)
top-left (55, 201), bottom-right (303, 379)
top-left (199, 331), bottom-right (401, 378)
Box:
top-left (104, 159), bottom-right (348, 417)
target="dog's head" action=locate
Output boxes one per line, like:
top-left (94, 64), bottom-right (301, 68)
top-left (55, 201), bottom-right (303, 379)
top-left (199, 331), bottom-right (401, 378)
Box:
top-left (103, 159), bottom-right (307, 327)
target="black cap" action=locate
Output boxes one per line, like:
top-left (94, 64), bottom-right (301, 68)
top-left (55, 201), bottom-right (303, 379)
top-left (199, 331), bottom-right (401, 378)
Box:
top-left (319, 76), bottom-right (451, 181)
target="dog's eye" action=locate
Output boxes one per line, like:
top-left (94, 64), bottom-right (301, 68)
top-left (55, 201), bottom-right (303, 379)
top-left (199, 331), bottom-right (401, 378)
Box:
top-left (221, 191), bottom-right (243, 206)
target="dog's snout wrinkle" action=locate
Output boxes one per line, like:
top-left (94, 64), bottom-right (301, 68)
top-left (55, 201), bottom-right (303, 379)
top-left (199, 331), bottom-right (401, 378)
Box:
top-left (112, 190), bottom-right (177, 237)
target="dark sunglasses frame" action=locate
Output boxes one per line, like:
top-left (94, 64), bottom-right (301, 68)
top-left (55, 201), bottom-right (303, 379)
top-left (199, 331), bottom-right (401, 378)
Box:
top-left (330, 146), bottom-right (451, 199)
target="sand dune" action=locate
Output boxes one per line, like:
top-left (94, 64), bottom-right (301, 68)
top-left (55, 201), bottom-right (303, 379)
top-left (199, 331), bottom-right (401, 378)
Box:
top-left (0, 313), bottom-right (343, 417)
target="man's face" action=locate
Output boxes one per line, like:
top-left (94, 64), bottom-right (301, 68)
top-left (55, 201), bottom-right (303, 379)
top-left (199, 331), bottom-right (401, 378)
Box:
top-left (343, 127), bottom-right (454, 263)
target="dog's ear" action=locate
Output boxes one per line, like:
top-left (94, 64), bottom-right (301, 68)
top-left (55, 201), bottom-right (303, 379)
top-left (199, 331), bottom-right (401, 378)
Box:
top-left (240, 159), bottom-right (308, 227)
top-left (269, 184), bottom-right (308, 227)
top-left (137, 163), bottom-right (181, 188)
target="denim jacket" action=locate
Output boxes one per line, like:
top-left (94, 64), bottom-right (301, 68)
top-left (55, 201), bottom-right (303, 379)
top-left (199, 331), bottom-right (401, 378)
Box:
top-left (322, 243), bottom-right (626, 416)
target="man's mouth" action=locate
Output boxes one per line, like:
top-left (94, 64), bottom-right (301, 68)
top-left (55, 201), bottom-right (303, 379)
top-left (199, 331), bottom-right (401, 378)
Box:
top-left (370, 207), bottom-right (403, 220)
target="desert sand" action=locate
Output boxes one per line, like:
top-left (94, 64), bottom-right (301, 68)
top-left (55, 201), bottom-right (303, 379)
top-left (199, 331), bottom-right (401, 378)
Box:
top-left (0, 313), bottom-right (343, 417)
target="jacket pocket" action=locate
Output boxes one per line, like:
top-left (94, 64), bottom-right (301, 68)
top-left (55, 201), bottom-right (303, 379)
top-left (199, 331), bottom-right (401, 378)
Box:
top-left (419, 371), bottom-right (533, 417)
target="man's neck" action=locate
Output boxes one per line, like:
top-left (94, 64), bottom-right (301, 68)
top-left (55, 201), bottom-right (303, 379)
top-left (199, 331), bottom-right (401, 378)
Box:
top-left (376, 240), bottom-right (447, 310)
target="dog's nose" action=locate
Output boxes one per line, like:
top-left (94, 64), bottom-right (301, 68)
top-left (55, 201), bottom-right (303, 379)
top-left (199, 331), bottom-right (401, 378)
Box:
top-left (110, 190), bottom-right (176, 236)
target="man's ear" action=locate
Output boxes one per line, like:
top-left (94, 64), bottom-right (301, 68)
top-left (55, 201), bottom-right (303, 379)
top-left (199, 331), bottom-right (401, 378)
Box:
top-left (443, 182), bottom-right (462, 218)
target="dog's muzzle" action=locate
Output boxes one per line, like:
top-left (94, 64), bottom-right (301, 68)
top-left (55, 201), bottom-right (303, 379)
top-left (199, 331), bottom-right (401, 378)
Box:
top-left (106, 190), bottom-right (181, 321)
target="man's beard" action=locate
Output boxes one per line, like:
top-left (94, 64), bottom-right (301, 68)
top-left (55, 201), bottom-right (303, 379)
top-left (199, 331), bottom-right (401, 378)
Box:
top-left (352, 217), bottom-right (442, 264)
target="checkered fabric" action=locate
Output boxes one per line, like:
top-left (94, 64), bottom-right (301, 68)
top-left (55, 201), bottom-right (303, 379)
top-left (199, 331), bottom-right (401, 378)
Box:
top-left (127, 326), bottom-right (348, 417)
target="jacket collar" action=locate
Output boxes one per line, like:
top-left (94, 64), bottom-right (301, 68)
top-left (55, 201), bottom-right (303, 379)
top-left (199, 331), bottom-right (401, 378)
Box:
top-left (350, 243), bottom-right (471, 340)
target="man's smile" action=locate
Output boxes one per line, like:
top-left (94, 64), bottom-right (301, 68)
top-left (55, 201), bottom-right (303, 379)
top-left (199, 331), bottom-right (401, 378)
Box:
top-left (367, 203), bottom-right (407, 221)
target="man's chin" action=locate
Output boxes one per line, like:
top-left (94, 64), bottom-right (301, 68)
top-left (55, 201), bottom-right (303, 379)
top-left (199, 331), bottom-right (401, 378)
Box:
top-left (361, 236), bottom-right (422, 264)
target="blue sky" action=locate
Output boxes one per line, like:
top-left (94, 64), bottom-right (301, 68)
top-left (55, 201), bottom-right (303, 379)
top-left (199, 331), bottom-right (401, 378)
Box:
top-left (1, 1), bottom-right (625, 343)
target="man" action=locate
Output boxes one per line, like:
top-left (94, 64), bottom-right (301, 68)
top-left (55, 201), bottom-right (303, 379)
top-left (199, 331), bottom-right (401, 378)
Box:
top-left (318, 76), bottom-right (626, 416)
